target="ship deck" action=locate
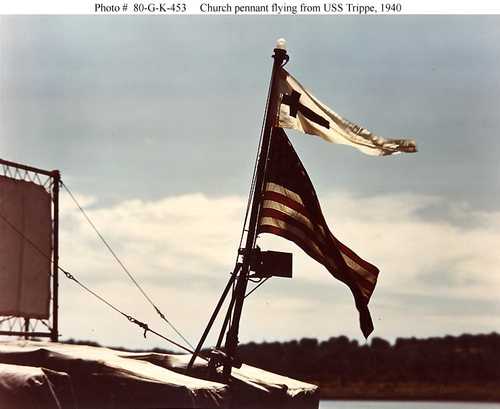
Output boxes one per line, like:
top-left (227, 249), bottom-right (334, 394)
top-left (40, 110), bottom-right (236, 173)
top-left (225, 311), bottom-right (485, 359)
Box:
top-left (0, 340), bottom-right (319, 409)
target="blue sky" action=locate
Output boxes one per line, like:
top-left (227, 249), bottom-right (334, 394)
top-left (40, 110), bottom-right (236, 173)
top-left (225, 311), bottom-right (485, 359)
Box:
top-left (1, 16), bottom-right (499, 350)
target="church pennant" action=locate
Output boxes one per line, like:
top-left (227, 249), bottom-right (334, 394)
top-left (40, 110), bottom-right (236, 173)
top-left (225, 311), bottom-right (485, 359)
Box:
top-left (277, 69), bottom-right (417, 156)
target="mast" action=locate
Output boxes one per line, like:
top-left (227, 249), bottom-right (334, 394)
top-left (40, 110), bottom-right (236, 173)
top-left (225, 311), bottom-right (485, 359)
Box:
top-left (222, 39), bottom-right (288, 378)
top-left (51, 169), bottom-right (60, 342)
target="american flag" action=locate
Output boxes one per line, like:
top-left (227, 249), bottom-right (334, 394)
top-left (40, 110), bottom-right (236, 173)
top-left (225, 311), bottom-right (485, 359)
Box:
top-left (257, 128), bottom-right (379, 337)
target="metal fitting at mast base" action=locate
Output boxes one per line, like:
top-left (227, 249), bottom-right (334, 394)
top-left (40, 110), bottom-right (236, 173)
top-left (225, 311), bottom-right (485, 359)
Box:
top-left (221, 43), bottom-right (289, 380)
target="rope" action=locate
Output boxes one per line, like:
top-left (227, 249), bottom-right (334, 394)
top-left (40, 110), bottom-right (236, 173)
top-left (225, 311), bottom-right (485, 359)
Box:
top-left (60, 267), bottom-right (194, 354)
top-left (245, 277), bottom-right (270, 299)
top-left (224, 65), bottom-right (276, 330)
top-left (61, 182), bottom-right (195, 351)
top-left (234, 66), bottom-right (274, 265)
top-left (0, 208), bottom-right (196, 355)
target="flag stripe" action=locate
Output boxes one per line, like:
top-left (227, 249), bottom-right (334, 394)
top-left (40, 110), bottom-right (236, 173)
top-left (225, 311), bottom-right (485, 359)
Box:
top-left (259, 210), bottom-right (377, 291)
top-left (259, 221), bottom-right (374, 301)
top-left (262, 191), bottom-right (310, 220)
top-left (259, 210), bottom-right (329, 259)
top-left (265, 182), bottom-right (304, 205)
top-left (261, 191), bottom-right (378, 287)
top-left (257, 128), bottom-right (379, 337)
top-left (262, 190), bottom-right (328, 237)
top-left (258, 222), bottom-right (331, 274)
top-left (332, 235), bottom-right (379, 278)
top-left (261, 200), bottom-right (319, 238)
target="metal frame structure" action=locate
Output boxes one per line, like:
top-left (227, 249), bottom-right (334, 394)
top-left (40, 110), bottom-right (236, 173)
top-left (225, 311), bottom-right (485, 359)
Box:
top-left (187, 45), bottom-right (289, 379)
top-left (0, 158), bottom-right (60, 341)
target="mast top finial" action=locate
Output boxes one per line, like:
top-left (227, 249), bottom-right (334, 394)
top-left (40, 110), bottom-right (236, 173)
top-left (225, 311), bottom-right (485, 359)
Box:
top-left (276, 38), bottom-right (287, 50)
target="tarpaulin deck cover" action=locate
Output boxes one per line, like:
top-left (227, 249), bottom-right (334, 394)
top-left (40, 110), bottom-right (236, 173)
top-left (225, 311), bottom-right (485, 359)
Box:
top-left (123, 352), bottom-right (319, 409)
top-left (0, 341), bottom-right (319, 409)
top-left (0, 363), bottom-right (74, 409)
top-left (0, 341), bottom-right (227, 408)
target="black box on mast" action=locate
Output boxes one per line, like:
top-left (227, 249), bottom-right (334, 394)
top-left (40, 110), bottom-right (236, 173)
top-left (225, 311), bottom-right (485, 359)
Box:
top-left (249, 248), bottom-right (292, 278)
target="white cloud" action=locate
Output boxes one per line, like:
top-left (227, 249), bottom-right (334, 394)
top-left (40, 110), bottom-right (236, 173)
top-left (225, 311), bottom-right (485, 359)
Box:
top-left (260, 191), bottom-right (500, 298)
top-left (56, 190), bottom-right (500, 348)
top-left (59, 193), bottom-right (245, 282)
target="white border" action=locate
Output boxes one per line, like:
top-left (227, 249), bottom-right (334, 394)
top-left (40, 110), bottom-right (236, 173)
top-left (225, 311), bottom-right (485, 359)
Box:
top-left (0, 0), bottom-right (499, 15)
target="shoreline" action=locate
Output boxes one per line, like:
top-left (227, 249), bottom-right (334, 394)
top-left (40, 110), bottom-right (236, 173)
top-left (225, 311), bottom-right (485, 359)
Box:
top-left (316, 382), bottom-right (500, 402)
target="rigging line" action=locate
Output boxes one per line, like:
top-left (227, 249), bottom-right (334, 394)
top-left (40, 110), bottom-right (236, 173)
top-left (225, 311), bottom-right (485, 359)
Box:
top-left (244, 277), bottom-right (270, 299)
top-left (0, 210), bottom-right (52, 276)
top-left (61, 182), bottom-right (194, 351)
top-left (234, 66), bottom-right (274, 265)
top-left (39, 320), bottom-right (52, 331)
top-left (59, 266), bottom-right (197, 355)
top-left (0, 208), bottom-right (198, 355)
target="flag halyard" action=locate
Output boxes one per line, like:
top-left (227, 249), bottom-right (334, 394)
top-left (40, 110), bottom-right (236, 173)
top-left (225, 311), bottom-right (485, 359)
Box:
top-left (277, 69), bottom-right (417, 156)
top-left (257, 128), bottom-right (379, 337)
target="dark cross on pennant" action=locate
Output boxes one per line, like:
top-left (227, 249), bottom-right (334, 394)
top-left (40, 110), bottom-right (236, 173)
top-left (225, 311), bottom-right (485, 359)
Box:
top-left (281, 90), bottom-right (330, 129)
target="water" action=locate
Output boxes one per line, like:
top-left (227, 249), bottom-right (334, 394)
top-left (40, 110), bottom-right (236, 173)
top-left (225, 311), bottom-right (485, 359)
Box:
top-left (320, 401), bottom-right (500, 409)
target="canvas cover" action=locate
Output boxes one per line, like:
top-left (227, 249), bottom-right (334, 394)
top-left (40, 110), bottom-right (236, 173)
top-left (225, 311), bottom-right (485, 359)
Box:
top-left (125, 352), bottom-right (319, 409)
top-left (0, 363), bottom-right (75, 409)
top-left (0, 341), bottom-right (228, 409)
top-left (0, 176), bottom-right (52, 318)
top-left (0, 341), bottom-right (318, 409)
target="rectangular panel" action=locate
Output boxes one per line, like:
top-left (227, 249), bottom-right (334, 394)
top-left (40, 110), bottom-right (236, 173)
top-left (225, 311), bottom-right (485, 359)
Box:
top-left (0, 176), bottom-right (52, 318)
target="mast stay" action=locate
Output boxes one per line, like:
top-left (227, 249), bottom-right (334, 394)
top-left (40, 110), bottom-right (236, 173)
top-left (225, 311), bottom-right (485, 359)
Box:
top-left (187, 40), bottom-right (289, 379)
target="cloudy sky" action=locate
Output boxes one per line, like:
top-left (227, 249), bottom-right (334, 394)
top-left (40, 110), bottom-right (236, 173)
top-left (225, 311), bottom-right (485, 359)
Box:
top-left (1, 16), bottom-right (499, 351)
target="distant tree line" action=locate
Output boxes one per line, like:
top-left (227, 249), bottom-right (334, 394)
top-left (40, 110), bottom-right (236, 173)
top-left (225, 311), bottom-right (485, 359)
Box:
top-left (237, 333), bottom-right (500, 384)
top-left (64, 333), bottom-right (500, 384)
top-left (63, 333), bottom-right (500, 400)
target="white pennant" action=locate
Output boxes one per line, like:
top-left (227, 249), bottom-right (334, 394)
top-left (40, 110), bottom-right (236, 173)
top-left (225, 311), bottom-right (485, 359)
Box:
top-left (277, 69), bottom-right (417, 156)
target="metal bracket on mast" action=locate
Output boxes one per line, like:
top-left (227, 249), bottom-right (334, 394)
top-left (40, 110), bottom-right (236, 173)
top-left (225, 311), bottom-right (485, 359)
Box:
top-left (186, 264), bottom-right (240, 371)
top-left (221, 40), bottom-right (289, 381)
top-left (186, 40), bottom-right (289, 381)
